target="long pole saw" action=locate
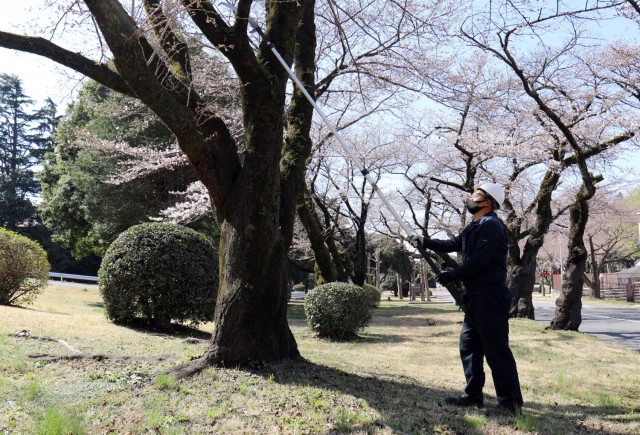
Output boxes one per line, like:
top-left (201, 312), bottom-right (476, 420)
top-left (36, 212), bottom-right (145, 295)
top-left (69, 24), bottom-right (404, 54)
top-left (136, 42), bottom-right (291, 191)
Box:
top-left (218, 2), bottom-right (465, 307)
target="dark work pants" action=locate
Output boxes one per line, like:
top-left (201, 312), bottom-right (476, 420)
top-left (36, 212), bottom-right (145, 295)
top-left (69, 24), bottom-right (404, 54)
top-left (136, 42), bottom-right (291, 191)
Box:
top-left (459, 292), bottom-right (523, 408)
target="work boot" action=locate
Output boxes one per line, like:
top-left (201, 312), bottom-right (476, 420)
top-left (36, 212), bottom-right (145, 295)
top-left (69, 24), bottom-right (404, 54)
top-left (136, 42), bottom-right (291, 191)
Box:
top-left (484, 403), bottom-right (520, 417)
top-left (444, 395), bottom-right (484, 408)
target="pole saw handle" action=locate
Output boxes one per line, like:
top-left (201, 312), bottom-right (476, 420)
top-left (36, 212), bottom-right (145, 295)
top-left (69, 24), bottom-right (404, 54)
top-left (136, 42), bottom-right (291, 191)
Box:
top-left (413, 243), bottom-right (467, 313)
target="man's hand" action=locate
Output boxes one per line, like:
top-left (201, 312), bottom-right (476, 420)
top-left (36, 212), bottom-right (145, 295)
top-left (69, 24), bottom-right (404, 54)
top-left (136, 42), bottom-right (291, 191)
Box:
top-left (409, 234), bottom-right (423, 249)
top-left (436, 270), bottom-right (456, 286)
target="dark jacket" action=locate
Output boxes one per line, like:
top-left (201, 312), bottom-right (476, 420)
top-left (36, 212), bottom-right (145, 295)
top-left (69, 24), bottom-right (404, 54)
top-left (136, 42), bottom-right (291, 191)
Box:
top-left (423, 212), bottom-right (510, 295)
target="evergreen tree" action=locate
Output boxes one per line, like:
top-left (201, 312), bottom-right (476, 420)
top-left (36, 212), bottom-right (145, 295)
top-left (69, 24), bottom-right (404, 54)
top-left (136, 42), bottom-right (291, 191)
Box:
top-left (0, 73), bottom-right (57, 229)
top-left (39, 81), bottom-right (202, 258)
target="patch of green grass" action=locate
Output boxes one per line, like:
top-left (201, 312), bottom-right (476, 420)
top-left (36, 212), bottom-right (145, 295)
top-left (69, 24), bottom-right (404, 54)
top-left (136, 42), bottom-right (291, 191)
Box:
top-left (307, 389), bottom-right (331, 409)
top-left (465, 414), bottom-right (486, 430)
top-left (155, 374), bottom-right (179, 391)
top-left (36, 405), bottom-right (84, 435)
top-left (0, 376), bottom-right (6, 394)
top-left (515, 411), bottom-right (538, 432)
top-left (206, 405), bottom-right (225, 420)
top-left (335, 409), bottom-right (356, 432)
top-left (555, 371), bottom-right (572, 390)
top-left (594, 390), bottom-right (621, 408)
top-left (22, 376), bottom-right (45, 402)
top-left (5, 352), bottom-right (30, 375)
top-left (147, 396), bottom-right (166, 429)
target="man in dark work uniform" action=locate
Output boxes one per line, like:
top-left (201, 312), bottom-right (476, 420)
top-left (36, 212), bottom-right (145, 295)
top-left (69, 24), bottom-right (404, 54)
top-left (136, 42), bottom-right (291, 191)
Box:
top-left (411, 183), bottom-right (523, 417)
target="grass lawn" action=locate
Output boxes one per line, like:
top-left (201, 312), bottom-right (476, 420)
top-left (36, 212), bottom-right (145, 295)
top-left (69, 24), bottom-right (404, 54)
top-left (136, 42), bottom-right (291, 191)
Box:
top-left (1, 285), bottom-right (640, 434)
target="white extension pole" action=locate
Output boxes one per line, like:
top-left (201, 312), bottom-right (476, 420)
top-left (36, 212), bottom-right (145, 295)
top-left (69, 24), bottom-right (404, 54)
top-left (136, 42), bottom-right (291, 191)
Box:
top-left (268, 48), bottom-right (416, 237)
top-left (219, 2), bottom-right (416, 239)
top-left (218, 3), bottom-right (466, 306)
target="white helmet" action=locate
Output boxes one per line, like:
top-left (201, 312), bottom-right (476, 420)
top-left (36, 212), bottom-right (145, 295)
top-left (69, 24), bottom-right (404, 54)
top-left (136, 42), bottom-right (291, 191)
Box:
top-left (476, 182), bottom-right (505, 209)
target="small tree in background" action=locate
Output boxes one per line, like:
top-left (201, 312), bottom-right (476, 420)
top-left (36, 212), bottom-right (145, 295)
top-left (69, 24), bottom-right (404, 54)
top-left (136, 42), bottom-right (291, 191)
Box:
top-left (99, 223), bottom-right (218, 330)
top-left (0, 228), bottom-right (50, 306)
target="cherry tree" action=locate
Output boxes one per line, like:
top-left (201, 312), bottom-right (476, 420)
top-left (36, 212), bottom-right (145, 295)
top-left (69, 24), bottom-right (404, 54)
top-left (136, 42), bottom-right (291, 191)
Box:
top-left (458, 1), bottom-right (639, 326)
top-left (0, 0), bottom-right (460, 371)
top-left (584, 188), bottom-right (640, 297)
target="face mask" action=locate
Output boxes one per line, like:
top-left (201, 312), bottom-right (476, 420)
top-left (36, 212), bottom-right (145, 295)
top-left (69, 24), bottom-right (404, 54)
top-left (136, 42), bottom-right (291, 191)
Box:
top-left (466, 200), bottom-right (485, 214)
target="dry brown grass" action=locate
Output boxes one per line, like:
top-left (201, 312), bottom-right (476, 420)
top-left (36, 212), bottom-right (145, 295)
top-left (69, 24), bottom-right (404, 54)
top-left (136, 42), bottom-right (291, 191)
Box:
top-left (1, 285), bottom-right (639, 434)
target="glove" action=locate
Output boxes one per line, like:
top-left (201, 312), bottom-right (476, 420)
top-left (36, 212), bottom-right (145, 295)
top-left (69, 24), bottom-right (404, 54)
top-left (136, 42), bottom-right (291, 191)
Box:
top-left (436, 269), bottom-right (456, 286)
top-left (408, 234), bottom-right (423, 249)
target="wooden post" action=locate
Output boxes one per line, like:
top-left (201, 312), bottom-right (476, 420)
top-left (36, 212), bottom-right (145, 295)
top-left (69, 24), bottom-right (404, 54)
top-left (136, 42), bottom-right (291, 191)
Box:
top-left (375, 248), bottom-right (381, 289)
top-left (421, 259), bottom-right (430, 302)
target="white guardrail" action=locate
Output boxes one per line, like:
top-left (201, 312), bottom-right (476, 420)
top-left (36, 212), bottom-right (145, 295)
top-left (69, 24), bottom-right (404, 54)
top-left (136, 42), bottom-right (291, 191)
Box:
top-left (48, 272), bottom-right (98, 282)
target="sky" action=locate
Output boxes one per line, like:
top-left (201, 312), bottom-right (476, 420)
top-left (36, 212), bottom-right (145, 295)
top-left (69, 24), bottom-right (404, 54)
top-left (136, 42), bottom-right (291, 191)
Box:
top-left (1, 1), bottom-right (639, 182)
top-left (0, 1), bottom-right (85, 111)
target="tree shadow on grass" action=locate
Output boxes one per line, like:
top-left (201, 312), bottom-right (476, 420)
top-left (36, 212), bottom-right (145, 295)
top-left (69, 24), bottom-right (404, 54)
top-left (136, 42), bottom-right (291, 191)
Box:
top-left (287, 301), bottom-right (306, 319)
top-left (370, 305), bottom-right (462, 328)
top-left (1, 304), bottom-right (71, 315)
top-left (288, 302), bottom-right (461, 345)
top-left (251, 358), bottom-right (640, 434)
top-left (117, 318), bottom-right (212, 340)
top-left (288, 302), bottom-right (461, 331)
top-left (251, 358), bottom-right (487, 434)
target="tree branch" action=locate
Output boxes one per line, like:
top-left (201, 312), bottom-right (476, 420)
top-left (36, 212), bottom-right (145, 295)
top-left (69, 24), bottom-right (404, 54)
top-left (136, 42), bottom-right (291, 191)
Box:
top-left (0, 31), bottom-right (134, 97)
top-left (143, 0), bottom-right (192, 82)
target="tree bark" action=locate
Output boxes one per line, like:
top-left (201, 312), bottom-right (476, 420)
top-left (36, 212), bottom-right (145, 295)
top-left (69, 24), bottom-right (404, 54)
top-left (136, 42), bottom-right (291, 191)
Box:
top-left (587, 235), bottom-right (601, 298)
top-left (506, 169), bottom-right (560, 319)
top-left (548, 178), bottom-right (600, 331)
top-left (297, 188), bottom-right (338, 284)
top-left (300, 184), bottom-right (351, 284)
top-left (352, 203), bottom-right (369, 286)
top-left (12, 0), bottom-right (315, 370)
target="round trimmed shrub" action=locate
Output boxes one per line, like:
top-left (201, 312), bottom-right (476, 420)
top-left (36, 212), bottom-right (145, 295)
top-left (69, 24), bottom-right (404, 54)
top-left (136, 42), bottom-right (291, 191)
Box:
top-left (363, 284), bottom-right (382, 307)
top-left (292, 283), bottom-right (306, 293)
top-left (304, 282), bottom-right (372, 339)
top-left (0, 228), bottom-right (50, 306)
top-left (99, 223), bottom-right (217, 328)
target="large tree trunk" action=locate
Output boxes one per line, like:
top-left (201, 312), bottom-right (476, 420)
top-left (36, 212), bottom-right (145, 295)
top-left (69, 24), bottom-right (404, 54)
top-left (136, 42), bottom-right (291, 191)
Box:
top-left (506, 169), bottom-right (560, 319)
top-left (548, 246), bottom-right (586, 331)
top-left (297, 187), bottom-right (340, 284)
top-left (204, 202), bottom-right (298, 365)
top-left (352, 203), bottom-right (369, 286)
top-left (76, 6), bottom-right (324, 376)
top-left (548, 178), bottom-right (599, 330)
top-left (587, 235), bottom-right (602, 298)
top-left (507, 255), bottom-right (536, 319)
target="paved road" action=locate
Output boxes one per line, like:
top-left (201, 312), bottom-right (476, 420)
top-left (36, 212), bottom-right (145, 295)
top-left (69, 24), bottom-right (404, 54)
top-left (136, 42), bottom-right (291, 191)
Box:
top-left (431, 289), bottom-right (640, 352)
top-left (534, 298), bottom-right (640, 351)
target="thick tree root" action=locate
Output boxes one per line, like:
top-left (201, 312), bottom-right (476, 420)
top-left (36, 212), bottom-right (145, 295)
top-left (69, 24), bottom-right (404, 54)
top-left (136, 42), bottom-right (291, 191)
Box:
top-left (11, 330), bottom-right (82, 354)
top-left (166, 356), bottom-right (212, 378)
top-left (10, 330), bottom-right (177, 363)
top-left (28, 353), bottom-right (177, 362)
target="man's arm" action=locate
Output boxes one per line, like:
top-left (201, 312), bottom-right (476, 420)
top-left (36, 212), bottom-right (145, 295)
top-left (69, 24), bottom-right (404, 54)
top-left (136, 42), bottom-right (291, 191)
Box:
top-left (422, 234), bottom-right (462, 253)
top-left (448, 221), bottom-right (501, 280)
